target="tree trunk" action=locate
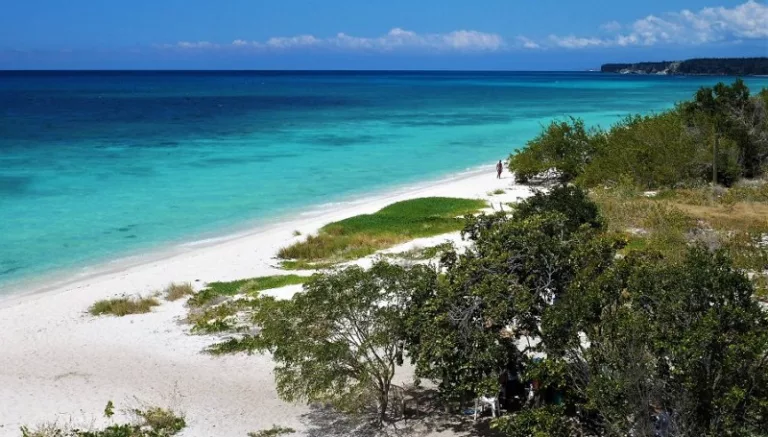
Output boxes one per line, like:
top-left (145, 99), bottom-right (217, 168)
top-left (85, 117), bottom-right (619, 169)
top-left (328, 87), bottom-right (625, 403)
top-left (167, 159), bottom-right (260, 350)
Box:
top-left (377, 393), bottom-right (388, 427)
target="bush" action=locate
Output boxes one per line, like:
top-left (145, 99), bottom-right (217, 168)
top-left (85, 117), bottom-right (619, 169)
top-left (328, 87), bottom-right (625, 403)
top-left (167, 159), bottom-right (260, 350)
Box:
top-left (89, 296), bottom-right (159, 317)
top-left (247, 425), bottom-right (296, 437)
top-left (508, 117), bottom-right (599, 183)
top-left (514, 185), bottom-right (603, 233)
top-left (492, 405), bottom-right (573, 437)
top-left (509, 81), bottom-right (768, 189)
top-left (20, 403), bottom-right (185, 437)
top-left (163, 283), bottom-right (194, 301)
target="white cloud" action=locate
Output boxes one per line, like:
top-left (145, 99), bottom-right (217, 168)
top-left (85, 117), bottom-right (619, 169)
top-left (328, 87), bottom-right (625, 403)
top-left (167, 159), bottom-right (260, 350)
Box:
top-left (600, 21), bottom-right (622, 32)
top-left (160, 2), bottom-right (767, 54)
top-left (535, 0), bottom-right (768, 49)
top-left (176, 41), bottom-right (218, 49)
top-left (548, 35), bottom-right (607, 49)
top-left (266, 35), bottom-right (321, 49)
top-left (516, 36), bottom-right (540, 49)
top-left (163, 28), bottom-right (504, 53)
top-left (441, 30), bottom-right (504, 51)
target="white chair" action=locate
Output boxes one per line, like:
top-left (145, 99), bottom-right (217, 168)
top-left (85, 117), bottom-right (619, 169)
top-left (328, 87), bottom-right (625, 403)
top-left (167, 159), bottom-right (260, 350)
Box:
top-left (473, 395), bottom-right (499, 421)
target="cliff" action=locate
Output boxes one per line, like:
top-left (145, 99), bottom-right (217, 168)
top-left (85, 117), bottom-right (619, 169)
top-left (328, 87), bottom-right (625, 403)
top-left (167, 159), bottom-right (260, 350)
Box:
top-left (601, 57), bottom-right (768, 76)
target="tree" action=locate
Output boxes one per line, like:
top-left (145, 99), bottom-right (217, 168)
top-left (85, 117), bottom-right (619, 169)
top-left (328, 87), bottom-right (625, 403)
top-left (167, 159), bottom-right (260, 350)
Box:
top-left (513, 185), bottom-right (603, 233)
top-left (403, 188), bottom-right (618, 406)
top-left (251, 262), bottom-right (437, 425)
top-left (684, 79), bottom-right (768, 180)
top-left (508, 118), bottom-right (600, 183)
top-left (543, 248), bottom-right (768, 436)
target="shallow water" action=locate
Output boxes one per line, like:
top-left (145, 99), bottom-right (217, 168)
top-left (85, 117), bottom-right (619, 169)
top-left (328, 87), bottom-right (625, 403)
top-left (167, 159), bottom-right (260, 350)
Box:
top-left (2, 71), bottom-right (767, 291)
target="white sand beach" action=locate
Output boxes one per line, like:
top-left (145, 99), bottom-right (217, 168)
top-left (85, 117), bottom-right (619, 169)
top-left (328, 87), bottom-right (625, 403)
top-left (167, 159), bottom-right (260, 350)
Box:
top-left (0, 167), bottom-right (531, 437)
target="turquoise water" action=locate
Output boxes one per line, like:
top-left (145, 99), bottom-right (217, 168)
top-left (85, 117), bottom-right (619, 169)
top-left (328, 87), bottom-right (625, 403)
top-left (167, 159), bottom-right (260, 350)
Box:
top-left (2, 71), bottom-right (768, 291)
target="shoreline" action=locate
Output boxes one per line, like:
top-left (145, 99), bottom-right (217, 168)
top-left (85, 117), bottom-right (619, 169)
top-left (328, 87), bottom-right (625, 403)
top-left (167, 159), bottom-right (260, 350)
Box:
top-left (0, 163), bottom-right (495, 307)
top-left (0, 164), bottom-right (531, 436)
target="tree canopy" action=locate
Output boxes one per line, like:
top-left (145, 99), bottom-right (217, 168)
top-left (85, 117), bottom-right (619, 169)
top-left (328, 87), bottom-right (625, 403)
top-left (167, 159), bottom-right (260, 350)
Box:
top-left (508, 80), bottom-right (768, 189)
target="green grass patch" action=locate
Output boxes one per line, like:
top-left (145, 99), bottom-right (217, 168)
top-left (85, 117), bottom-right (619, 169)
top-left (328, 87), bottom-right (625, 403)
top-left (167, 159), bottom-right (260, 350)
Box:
top-left (163, 282), bottom-right (194, 301)
top-left (188, 275), bottom-right (309, 307)
top-left (277, 197), bottom-right (485, 263)
top-left (487, 189), bottom-right (506, 196)
top-left (89, 296), bottom-right (160, 317)
top-left (620, 236), bottom-right (649, 254)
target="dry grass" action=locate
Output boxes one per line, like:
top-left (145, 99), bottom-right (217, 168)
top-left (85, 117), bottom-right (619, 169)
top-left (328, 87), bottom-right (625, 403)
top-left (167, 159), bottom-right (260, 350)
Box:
top-left (591, 185), bottom-right (768, 269)
top-left (89, 296), bottom-right (160, 317)
top-left (20, 422), bottom-right (68, 437)
top-left (674, 203), bottom-right (768, 233)
top-left (163, 282), bottom-right (194, 301)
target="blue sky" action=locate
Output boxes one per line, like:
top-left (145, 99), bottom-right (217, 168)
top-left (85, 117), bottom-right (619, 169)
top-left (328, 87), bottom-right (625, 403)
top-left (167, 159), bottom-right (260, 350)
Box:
top-left (1, 0), bottom-right (766, 69)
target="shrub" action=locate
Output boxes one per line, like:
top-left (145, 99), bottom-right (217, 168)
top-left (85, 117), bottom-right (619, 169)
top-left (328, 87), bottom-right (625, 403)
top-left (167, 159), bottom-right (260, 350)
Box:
top-left (20, 403), bottom-right (185, 437)
top-left (514, 185), bottom-right (604, 233)
top-left (88, 296), bottom-right (159, 317)
top-left (508, 117), bottom-right (599, 183)
top-left (247, 425), bottom-right (296, 437)
top-left (205, 335), bottom-right (262, 355)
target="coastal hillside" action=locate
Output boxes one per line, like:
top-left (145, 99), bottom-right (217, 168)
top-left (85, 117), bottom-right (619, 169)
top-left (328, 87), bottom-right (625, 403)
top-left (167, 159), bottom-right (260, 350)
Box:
top-left (601, 57), bottom-right (768, 75)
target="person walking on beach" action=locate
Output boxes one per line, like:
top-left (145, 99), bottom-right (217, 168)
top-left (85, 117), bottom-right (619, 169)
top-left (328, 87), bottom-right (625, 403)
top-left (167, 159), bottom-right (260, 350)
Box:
top-left (496, 160), bottom-right (503, 179)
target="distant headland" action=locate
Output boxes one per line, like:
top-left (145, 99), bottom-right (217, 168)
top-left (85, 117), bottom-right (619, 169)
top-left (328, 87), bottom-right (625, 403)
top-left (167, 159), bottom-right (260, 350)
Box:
top-left (601, 57), bottom-right (768, 76)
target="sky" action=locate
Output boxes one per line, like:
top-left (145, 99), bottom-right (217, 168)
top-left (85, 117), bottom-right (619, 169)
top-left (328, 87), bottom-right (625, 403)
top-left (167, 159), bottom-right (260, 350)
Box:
top-left (0, 0), bottom-right (766, 70)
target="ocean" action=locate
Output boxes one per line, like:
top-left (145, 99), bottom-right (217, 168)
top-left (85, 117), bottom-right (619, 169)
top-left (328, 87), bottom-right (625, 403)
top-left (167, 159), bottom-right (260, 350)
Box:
top-left (2, 71), bottom-right (768, 292)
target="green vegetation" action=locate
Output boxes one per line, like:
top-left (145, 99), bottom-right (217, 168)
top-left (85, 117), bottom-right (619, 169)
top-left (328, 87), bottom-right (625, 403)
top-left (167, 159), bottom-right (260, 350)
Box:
top-left (277, 197), bottom-right (485, 264)
top-left (224, 263), bottom-right (437, 425)
top-left (205, 335), bottom-right (261, 355)
top-left (601, 57), bottom-right (768, 76)
top-left (154, 81), bottom-right (768, 434)
top-left (487, 188), bottom-right (505, 196)
top-left (162, 282), bottom-right (194, 301)
top-left (386, 242), bottom-right (454, 261)
top-left (591, 184), bottom-right (768, 272)
top-left (247, 425), bottom-right (296, 437)
top-left (88, 296), bottom-right (159, 317)
top-left (400, 186), bottom-right (768, 436)
top-left (277, 260), bottom-right (338, 271)
top-left (509, 80), bottom-right (768, 188)
top-left (188, 275), bottom-right (309, 307)
top-left (224, 184), bottom-right (767, 434)
top-left (21, 402), bottom-right (185, 437)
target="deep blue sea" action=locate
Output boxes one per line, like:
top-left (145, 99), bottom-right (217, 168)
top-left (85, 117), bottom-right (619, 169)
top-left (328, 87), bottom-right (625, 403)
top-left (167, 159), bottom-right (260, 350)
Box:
top-left (2, 71), bottom-right (768, 292)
